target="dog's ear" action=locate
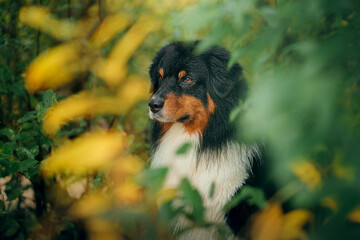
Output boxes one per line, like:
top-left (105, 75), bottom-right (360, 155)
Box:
top-left (149, 59), bottom-right (160, 94)
top-left (149, 47), bottom-right (166, 93)
top-left (205, 47), bottom-right (243, 99)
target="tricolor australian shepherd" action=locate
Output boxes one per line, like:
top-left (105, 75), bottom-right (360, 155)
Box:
top-left (148, 41), bottom-right (262, 239)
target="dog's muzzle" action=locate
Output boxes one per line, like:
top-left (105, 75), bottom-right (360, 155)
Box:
top-left (148, 96), bottom-right (164, 113)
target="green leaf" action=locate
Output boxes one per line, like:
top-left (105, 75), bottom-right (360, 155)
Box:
top-left (223, 186), bottom-right (268, 212)
top-left (19, 159), bottom-right (38, 172)
top-left (93, 172), bottom-right (104, 188)
top-left (17, 111), bottom-right (37, 124)
top-left (135, 168), bottom-right (168, 196)
top-left (6, 189), bottom-right (22, 202)
top-left (0, 142), bottom-right (16, 160)
top-left (8, 160), bottom-right (21, 174)
top-left (5, 219), bottom-right (20, 237)
top-left (16, 147), bottom-right (36, 159)
top-left (179, 178), bottom-right (205, 225)
top-left (176, 142), bottom-right (192, 155)
top-left (158, 201), bottom-right (184, 227)
top-left (209, 182), bottom-right (216, 199)
top-left (0, 128), bottom-right (17, 142)
top-left (42, 89), bottom-right (56, 108)
top-left (26, 166), bottom-right (40, 178)
top-left (19, 122), bottom-right (35, 132)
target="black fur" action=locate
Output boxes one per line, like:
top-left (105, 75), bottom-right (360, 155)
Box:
top-left (149, 41), bottom-right (267, 236)
top-left (149, 41), bottom-right (247, 152)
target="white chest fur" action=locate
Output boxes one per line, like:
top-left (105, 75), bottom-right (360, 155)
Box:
top-left (151, 123), bottom-right (259, 230)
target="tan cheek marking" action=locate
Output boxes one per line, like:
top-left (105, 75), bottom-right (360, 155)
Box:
top-left (160, 122), bottom-right (173, 135)
top-left (207, 93), bottom-right (216, 114)
top-left (159, 68), bottom-right (164, 80)
top-left (163, 93), bottom-right (182, 120)
top-left (178, 70), bottom-right (187, 79)
top-left (163, 93), bottom-right (213, 136)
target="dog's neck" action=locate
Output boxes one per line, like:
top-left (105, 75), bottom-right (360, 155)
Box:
top-left (150, 123), bottom-right (259, 236)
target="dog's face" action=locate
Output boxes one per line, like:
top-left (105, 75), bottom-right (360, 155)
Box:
top-left (148, 42), bottom-right (244, 135)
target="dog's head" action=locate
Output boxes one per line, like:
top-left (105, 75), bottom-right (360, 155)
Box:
top-left (148, 41), bottom-right (246, 135)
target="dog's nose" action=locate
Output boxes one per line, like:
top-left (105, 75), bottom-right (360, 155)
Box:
top-left (148, 97), bottom-right (164, 113)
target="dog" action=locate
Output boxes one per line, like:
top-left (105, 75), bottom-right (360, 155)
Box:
top-left (148, 41), bottom-right (262, 239)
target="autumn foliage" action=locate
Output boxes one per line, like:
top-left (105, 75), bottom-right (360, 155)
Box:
top-left (1, 0), bottom-right (360, 240)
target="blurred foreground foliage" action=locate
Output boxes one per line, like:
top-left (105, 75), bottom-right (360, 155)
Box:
top-left (0, 0), bottom-right (360, 239)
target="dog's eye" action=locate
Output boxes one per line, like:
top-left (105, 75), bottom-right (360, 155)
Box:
top-left (183, 77), bottom-right (192, 83)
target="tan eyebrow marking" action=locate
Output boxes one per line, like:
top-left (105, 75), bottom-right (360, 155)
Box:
top-left (178, 70), bottom-right (187, 79)
top-left (159, 68), bottom-right (164, 80)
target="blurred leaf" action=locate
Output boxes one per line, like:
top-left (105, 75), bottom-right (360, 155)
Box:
top-left (0, 128), bottom-right (17, 142)
top-left (224, 186), bottom-right (268, 212)
top-left (93, 172), bottom-right (104, 188)
top-left (282, 210), bottom-right (313, 240)
top-left (19, 6), bottom-right (92, 40)
top-left (42, 91), bottom-right (120, 136)
top-left (70, 192), bottom-right (110, 218)
top-left (16, 146), bottom-right (37, 159)
top-left (17, 111), bottom-right (37, 124)
top-left (89, 13), bottom-right (132, 48)
top-left (24, 41), bottom-right (84, 93)
top-left (95, 15), bottom-right (162, 86)
top-left (41, 131), bottom-right (126, 177)
top-left (250, 202), bottom-right (283, 240)
top-left (41, 89), bottom-right (56, 109)
top-left (176, 142), bottom-right (192, 155)
top-left (116, 75), bottom-right (150, 112)
top-left (19, 159), bottom-right (38, 172)
top-left (155, 187), bottom-right (178, 207)
top-left (136, 167), bottom-right (168, 196)
top-left (114, 181), bottom-right (143, 205)
top-left (292, 160), bottom-right (322, 190)
top-left (179, 178), bottom-right (205, 225)
top-left (5, 218), bottom-right (20, 237)
top-left (348, 205), bottom-right (360, 223)
top-left (209, 182), bottom-right (215, 199)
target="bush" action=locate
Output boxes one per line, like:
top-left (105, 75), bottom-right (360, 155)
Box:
top-left (1, 0), bottom-right (359, 239)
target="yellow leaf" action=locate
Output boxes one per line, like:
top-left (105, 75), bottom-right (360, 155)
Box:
top-left (348, 205), bottom-right (360, 223)
top-left (86, 218), bottom-right (121, 240)
top-left (25, 41), bottom-right (83, 93)
top-left (116, 75), bottom-right (150, 112)
top-left (19, 6), bottom-right (81, 40)
top-left (251, 202), bottom-right (284, 240)
top-left (110, 154), bottom-right (144, 184)
top-left (70, 192), bottom-right (110, 218)
top-left (281, 209), bottom-right (313, 240)
top-left (89, 13), bottom-right (132, 48)
top-left (42, 91), bottom-right (119, 136)
top-left (41, 131), bottom-right (126, 177)
top-left (251, 203), bottom-right (311, 240)
top-left (98, 15), bottom-right (161, 86)
top-left (292, 160), bottom-right (322, 190)
top-left (73, 17), bottom-right (100, 39)
top-left (114, 181), bottom-right (143, 205)
top-left (93, 58), bottom-right (128, 86)
top-left (19, 6), bottom-right (51, 29)
top-left (155, 187), bottom-right (178, 207)
top-left (321, 197), bottom-right (338, 212)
